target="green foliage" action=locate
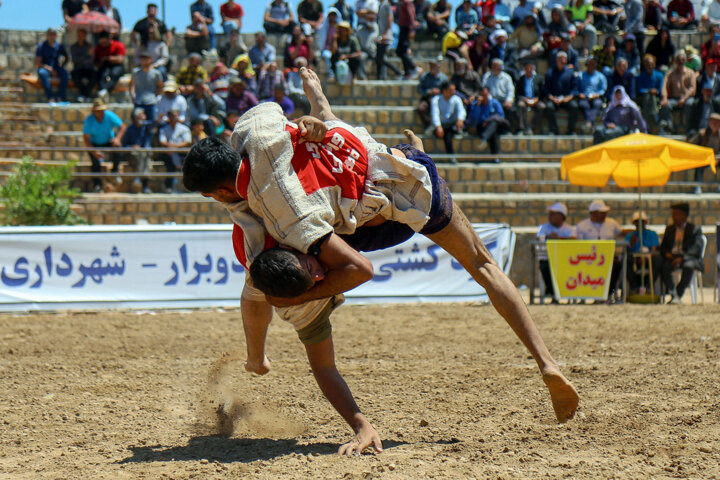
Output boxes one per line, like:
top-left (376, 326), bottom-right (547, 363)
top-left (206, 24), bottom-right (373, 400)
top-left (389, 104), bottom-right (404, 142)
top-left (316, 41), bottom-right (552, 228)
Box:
top-left (0, 156), bottom-right (85, 226)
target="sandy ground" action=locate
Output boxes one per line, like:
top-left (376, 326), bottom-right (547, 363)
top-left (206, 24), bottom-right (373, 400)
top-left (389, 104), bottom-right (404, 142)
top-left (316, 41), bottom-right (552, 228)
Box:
top-left (1, 302), bottom-right (720, 480)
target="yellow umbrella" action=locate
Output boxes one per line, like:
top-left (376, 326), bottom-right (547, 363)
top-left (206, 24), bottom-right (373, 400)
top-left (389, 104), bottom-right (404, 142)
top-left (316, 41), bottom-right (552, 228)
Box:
top-left (561, 132), bottom-right (716, 188)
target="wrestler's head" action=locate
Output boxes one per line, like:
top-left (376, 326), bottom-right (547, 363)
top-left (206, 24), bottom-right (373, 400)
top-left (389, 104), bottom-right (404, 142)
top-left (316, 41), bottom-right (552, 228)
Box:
top-left (183, 137), bottom-right (243, 203)
top-left (250, 247), bottom-right (326, 298)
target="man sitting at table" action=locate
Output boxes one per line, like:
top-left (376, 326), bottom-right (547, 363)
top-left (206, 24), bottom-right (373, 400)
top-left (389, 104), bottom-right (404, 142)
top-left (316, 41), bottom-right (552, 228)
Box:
top-left (536, 202), bottom-right (576, 303)
top-left (625, 211), bottom-right (661, 294)
top-left (659, 202), bottom-right (704, 304)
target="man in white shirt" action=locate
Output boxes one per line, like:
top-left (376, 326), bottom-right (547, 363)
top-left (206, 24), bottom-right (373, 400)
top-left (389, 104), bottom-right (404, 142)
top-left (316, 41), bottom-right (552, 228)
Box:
top-left (703, 0), bottom-right (720, 24)
top-left (536, 202), bottom-right (576, 301)
top-left (430, 81), bottom-right (467, 154)
top-left (575, 199), bottom-right (625, 302)
top-left (355, 0), bottom-right (380, 59)
top-left (159, 109), bottom-right (192, 192)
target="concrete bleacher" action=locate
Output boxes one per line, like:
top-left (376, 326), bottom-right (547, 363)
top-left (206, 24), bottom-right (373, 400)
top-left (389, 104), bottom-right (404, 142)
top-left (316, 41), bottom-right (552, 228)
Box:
top-left (0, 28), bottom-right (717, 287)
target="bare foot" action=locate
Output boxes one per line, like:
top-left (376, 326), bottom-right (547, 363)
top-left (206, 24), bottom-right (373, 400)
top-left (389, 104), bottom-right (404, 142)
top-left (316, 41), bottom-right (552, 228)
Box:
top-left (542, 369), bottom-right (579, 423)
top-left (300, 67), bottom-right (334, 122)
top-left (403, 129), bottom-right (425, 152)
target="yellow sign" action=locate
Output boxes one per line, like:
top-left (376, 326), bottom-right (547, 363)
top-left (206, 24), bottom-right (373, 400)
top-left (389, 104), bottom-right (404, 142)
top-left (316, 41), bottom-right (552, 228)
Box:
top-left (546, 240), bottom-right (616, 300)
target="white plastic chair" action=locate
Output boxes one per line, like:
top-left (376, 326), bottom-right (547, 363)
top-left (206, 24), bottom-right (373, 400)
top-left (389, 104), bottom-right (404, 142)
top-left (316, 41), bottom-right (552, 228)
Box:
top-left (672, 234), bottom-right (707, 304)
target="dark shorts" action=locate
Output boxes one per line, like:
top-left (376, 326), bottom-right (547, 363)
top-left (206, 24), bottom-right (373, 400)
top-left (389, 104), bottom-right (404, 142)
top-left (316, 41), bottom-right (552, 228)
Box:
top-left (339, 144), bottom-right (454, 252)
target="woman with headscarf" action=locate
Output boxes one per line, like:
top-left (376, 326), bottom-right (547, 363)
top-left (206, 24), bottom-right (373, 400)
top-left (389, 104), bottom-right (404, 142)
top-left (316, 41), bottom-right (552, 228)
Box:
top-left (593, 85), bottom-right (647, 144)
top-left (231, 53), bottom-right (257, 93)
top-left (645, 28), bottom-right (675, 72)
top-left (544, 6), bottom-right (569, 51)
top-left (318, 7), bottom-right (341, 79)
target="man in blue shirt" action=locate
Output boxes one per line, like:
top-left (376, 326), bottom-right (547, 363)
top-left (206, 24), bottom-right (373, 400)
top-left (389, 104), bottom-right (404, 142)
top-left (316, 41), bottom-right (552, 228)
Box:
top-left (82, 98), bottom-right (127, 192)
top-left (516, 61), bottom-right (546, 134)
top-left (577, 56), bottom-right (607, 131)
top-left (636, 54), bottom-right (664, 131)
top-left (191, 0), bottom-right (216, 54)
top-left (626, 211), bottom-right (661, 293)
top-left (544, 52), bottom-right (580, 134)
top-left (430, 81), bottom-right (466, 155)
top-left (467, 86), bottom-right (507, 154)
top-left (34, 28), bottom-right (69, 103)
top-left (121, 108), bottom-right (154, 194)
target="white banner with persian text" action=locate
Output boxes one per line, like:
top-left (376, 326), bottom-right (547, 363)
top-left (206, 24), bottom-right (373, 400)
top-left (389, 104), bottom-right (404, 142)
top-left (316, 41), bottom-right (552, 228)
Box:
top-left (0, 224), bottom-right (515, 311)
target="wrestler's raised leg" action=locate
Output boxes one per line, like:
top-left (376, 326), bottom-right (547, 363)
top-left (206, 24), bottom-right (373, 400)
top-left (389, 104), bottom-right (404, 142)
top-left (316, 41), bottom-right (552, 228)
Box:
top-left (403, 129), bottom-right (425, 151)
top-left (301, 67), bottom-right (338, 122)
top-left (425, 203), bottom-right (579, 423)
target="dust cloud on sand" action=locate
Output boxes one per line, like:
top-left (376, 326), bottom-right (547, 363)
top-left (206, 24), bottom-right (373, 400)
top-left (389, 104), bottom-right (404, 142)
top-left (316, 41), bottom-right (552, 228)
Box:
top-left (199, 351), bottom-right (306, 439)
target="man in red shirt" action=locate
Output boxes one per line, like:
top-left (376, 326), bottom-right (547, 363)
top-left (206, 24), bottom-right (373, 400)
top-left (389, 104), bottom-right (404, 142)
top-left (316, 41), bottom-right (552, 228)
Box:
top-left (94, 31), bottom-right (125, 101)
top-left (221, 0), bottom-right (244, 37)
top-left (667, 0), bottom-right (698, 29)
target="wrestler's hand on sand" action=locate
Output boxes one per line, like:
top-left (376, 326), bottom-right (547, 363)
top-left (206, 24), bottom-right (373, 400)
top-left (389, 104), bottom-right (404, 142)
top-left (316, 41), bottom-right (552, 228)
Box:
top-left (244, 355), bottom-right (271, 375)
top-left (338, 422), bottom-right (383, 456)
top-left (296, 116), bottom-right (327, 143)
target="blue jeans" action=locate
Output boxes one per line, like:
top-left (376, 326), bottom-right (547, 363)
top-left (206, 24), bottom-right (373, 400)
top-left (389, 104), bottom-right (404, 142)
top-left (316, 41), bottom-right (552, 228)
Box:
top-left (134, 103), bottom-right (157, 127)
top-left (38, 67), bottom-right (69, 101)
top-left (223, 20), bottom-right (239, 36)
top-left (208, 27), bottom-right (216, 49)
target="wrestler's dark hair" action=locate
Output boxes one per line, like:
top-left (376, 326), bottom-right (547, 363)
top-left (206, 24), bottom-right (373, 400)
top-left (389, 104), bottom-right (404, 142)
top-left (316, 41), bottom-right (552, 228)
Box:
top-left (250, 248), bottom-right (314, 298)
top-left (182, 137), bottom-right (241, 193)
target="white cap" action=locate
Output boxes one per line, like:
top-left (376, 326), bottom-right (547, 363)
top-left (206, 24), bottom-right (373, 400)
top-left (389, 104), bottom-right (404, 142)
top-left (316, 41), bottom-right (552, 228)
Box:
top-left (547, 202), bottom-right (568, 217)
top-left (632, 211), bottom-right (648, 222)
top-left (589, 199), bottom-right (610, 212)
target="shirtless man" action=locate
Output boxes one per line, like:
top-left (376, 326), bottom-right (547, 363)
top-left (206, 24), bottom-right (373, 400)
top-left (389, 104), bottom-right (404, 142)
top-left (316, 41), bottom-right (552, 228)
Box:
top-left (182, 68), bottom-right (579, 456)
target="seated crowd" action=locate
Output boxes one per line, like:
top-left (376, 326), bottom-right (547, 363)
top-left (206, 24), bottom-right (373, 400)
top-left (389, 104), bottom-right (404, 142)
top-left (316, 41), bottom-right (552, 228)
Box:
top-left (536, 199), bottom-right (706, 304)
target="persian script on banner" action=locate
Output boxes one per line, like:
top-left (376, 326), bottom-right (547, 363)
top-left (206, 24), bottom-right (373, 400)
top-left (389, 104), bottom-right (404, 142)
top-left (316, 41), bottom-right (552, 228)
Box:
top-left (546, 240), bottom-right (616, 300)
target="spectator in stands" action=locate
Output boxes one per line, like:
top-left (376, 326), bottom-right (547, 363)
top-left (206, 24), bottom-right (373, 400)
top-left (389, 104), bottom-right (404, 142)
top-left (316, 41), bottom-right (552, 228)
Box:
top-left (551, 33), bottom-right (580, 71)
top-left (188, 79), bottom-right (226, 137)
top-left (645, 0), bottom-right (666, 31)
top-left (121, 108), bottom-right (153, 194)
top-left (139, 21), bottom-right (170, 80)
top-left (607, 58), bottom-right (636, 101)
top-left (451, 58), bottom-right (482, 107)
top-left (35, 28), bottom-right (69, 104)
top-left (482, 58), bottom-right (516, 131)
top-left (616, 34), bottom-right (640, 75)
top-left (462, 29), bottom-right (491, 72)
top-left (666, 0), bottom-right (698, 29)
top-left (687, 81), bottom-right (720, 136)
top-left (431, 81), bottom-right (466, 155)
top-left (130, 51), bottom-right (163, 125)
top-left (318, 8), bottom-right (341, 79)
top-left (623, 0), bottom-right (645, 57)
top-left (625, 211), bottom-right (661, 294)
top-left (428, 0), bottom-right (451, 38)
top-left (417, 58), bottom-right (448, 128)
top-left (660, 52), bottom-right (696, 134)
top-left (645, 27), bottom-right (674, 72)
top-left (221, 109), bottom-right (240, 142)
top-left (637, 54), bottom-right (664, 131)
top-left (226, 76), bottom-right (259, 116)
top-left (566, 0), bottom-right (597, 55)
top-left (331, 21), bottom-right (363, 82)
top-left (536, 202), bottom-right (576, 302)
top-left (190, 0), bottom-right (215, 55)
top-left (70, 28), bottom-right (95, 103)
top-left (186, 11), bottom-right (211, 55)
top-left (695, 58), bottom-right (720, 110)
top-left (209, 62), bottom-right (231, 100)
top-left (413, 0), bottom-right (431, 36)
top-left (702, 24), bottom-right (720, 65)
top-left (63, 0), bottom-right (88, 23)
top-left (191, 119), bottom-right (208, 144)
top-left (575, 199), bottom-right (624, 303)
top-left (256, 61), bottom-right (287, 100)
top-left (157, 81), bottom-right (188, 125)
top-left (578, 56), bottom-right (607, 132)
top-left (101, 0), bottom-right (122, 36)
top-left (467, 85), bottom-right (507, 154)
top-left (264, 0), bottom-right (296, 34)
top-left (177, 53), bottom-right (208, 96)
top-left (702, 0), bottom-right (720, 25)
top-left (593, 35), bottom-right (617, 77)
top-left (248, 32), bottom-right (276, 72)
top-left (298, 0), bottom-right (325, 34)
top-left (516, 61), bottom-right (546, 134)
top-left (285, 24), bottom-right (315, 68)
top-left (456, 0), bottom-right (480, 35)
top-left (593, 0), bottom-right (623, 32)
top-left (266, 83), bottom-right (295, 117)
top-left (659, 202), bottom-right (704, 303)
top-left (83, 98), bottom-right (126, 192)
top-left (132, 3), bottom-right (172, 47)
top-left (220, 30), bottom-right (247, 68)
top-left (544, 51), bottom-right (579, 134)
top-left (231, 53), bottom-right (257, 93)
top-left (489, 29), bottom-right (518, 77)
top-left (285, 57), bottom-right (310, 115)
top-left (398, 0), bottom-right (422, 80)
top-left (593, 85), bottom-right (646, 142)
top-left (158, 109), bottom-right (192, 193)
top-left (688, 112), bottom-right (720, 193)
top-left (442, 27), bottom-right (469, 62)
top-left (685, 45), bottom-right (702, 71)
top-left (332, 0), bottom-right (354, 26)
top-left (511, 0), bottom-right (536, 27)
top-left (220, 0), bottom-right (244, 37)
top-left (510, 14), bottom-right (545, 59)
top-left (546, 6), bottom-right (571, 43)
top-left (94, 31), bottom-right (125, 102)
top-left (375, 1), bottom-right (403, 80)
top-left (355, 0), bottom-right (380, 58)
